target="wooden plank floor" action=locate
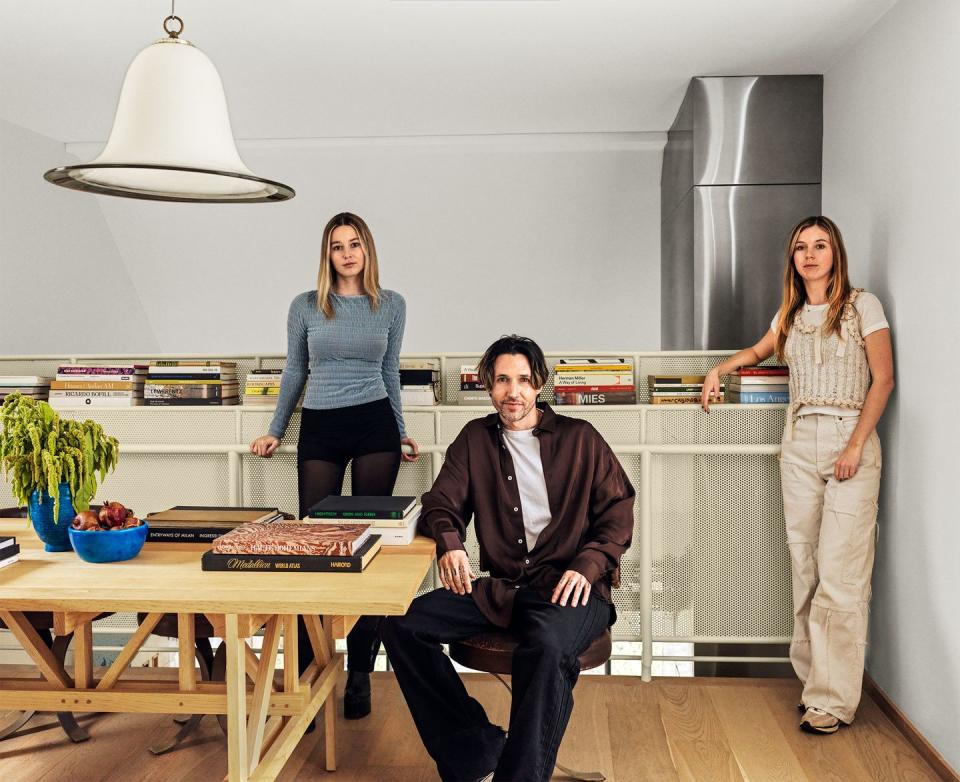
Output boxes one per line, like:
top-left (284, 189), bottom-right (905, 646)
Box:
top-left (0, 673), bottom-right (942, 781)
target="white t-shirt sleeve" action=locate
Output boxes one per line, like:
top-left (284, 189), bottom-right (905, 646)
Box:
top-left (855, 291), bottom-right (890, 337)
top-left (770, 309), bottom-right (781, 334)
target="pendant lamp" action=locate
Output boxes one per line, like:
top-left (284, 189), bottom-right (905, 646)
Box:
top-left (44, 12), bottom-right (295, 203)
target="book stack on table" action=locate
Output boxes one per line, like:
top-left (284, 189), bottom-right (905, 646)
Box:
top-left (0, 376), bottom-right (51, 403)
top-left (201, 521), bottom-right (381, 573)
top-left (145, 506), bottom-right (283, 543)
top-left (400, 359), bottom-right (440, 406)
top-left (728, 366), bottom-right (790, 404)
top-left (0, 536), bottom-right (20, 569)
top-left (306, 495), bottom-right (421, 546)
top-left (144, 361), bottom-right (239, 406)
top-left (49, 363), bottom-right (146, 408)
top-left (649, 374), bottom-right (721, 405)
top-left (554, 358), bottom-right (636, 405)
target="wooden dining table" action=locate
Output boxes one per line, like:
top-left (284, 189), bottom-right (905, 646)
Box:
top-left (0, 526), bottom-right (436, 781)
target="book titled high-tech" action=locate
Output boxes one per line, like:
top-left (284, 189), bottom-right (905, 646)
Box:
top-left (307, 495), bottom-right (417, 520)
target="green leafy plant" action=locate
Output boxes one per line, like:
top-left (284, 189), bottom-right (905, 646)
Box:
top-left (0, 392), bottom-right (119, 520)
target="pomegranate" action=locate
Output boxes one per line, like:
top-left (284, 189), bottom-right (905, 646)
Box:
top-left (101, 501), bottom-right (128, 527)
top-left (71, 510), bottom-right (99, 530)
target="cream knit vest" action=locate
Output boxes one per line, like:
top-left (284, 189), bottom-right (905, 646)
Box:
top-left (784, 288), bottom-right (872, 428)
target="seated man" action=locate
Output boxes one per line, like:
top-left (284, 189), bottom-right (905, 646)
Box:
top-left (382, 335), bottom-right (634, 782)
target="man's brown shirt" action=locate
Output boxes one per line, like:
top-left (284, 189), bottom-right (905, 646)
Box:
top-left (418, 403), bottom-right (635, 627)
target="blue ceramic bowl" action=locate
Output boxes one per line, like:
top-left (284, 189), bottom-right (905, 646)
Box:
top-left (68, 522), bottom-right (149, 563)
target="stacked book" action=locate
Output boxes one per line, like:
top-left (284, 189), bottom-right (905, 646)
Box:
top-left (0, 375), bottom-right (51, 403)
top-left (728, 366), bottom-right (790, 404)
top-left (400, 359), bottom-right (440, 406)
top-left (458, 364), bottom-right (487, 405)
top-left (145, 506), bottom-right (283, 543)
top-left (201, 521), bottom-right (381, 573)
top-left (0, 536), bottom-right (20, 570)
top-left (554, 358), bottom-right (636, 405)
top-left (144, 360), bottom-right (239, 406)
top-left (649, 374), bottom-right (722, 405)
top-left (306, 495), bottom-right (421, 546)
top-left (243, 369), bottom-right (283, 407)
top-left (49, 363), bottom-right (146, 408)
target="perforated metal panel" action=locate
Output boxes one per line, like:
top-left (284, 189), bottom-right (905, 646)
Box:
top-left (645, 405), bottom-right (786, 445)
top-left (98, 453), bottom-right (233, 516)
top-left (57, 408), bottom-right (238, 445)
top-left (651, 453), bottom-right (790, 639)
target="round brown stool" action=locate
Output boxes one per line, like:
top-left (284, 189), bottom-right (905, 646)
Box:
top-left (136, 612), bottom-right (228, 754)
top-left (448, 628), bottom-right (611, 782)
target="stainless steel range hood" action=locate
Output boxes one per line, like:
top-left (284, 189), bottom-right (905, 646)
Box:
top-left (661, 76), bottom-right (823, 350)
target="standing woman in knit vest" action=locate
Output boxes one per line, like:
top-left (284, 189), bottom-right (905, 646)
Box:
top-left (250, 212), bottom-right (420, 720)
top-left (701, 215), bottom-right (894, 734)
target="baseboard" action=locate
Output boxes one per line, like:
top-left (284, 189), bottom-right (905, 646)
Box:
top-left (864, 673), bottom-right (959, 782)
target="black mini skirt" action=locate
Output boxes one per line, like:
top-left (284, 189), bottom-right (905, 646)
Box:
top-left (297, 397), bottom-right (401, 463)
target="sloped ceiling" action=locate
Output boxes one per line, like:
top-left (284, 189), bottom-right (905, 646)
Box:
top-left (1, 0), bottom-right (898, 143)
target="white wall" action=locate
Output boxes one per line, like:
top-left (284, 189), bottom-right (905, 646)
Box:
top-left (61, 134), bottom-right (663, 355)
top-left (824, 0), bottom-right (959, 770)
top-left (0, 119), bottom-right (158, 355)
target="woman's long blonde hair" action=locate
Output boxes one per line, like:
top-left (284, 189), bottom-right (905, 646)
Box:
top-left (316, 213), bottom-right (381, 318)
top-left (774, 215), bottom-right (851, 361)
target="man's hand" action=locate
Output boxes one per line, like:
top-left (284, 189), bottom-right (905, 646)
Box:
top-left (551, 570), bottom-right (591, 607)
top-left (438, 550), bottom-right (476, 595)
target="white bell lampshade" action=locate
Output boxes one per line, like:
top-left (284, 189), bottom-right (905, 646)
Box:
top-left (44, 18), bottom-right (294, 203)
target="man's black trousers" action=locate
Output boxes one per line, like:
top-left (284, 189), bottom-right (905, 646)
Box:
top-left (381, 586), bottom-right (611, 782)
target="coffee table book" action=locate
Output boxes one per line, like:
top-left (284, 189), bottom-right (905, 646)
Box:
top-left (145, 506), bottom-right (283, 543)
top-left (201, 535), bottom-right (382, 573)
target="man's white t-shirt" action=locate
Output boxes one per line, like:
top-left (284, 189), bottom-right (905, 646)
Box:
top-left (501, 427), bottom-right (552, 551)
top-left (770, 291), bottom-right (889, 418)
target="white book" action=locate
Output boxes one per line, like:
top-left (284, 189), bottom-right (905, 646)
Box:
top-left (369, 523), bottom-right (418, 546)
top-left (0, 375), bottom-right (51, 386)
top-left (401, 388), bottom-right (439, 406)
top-left (50, 389), bottom-right (137, 398)
top-left (0, 554), bottom-right (20, 569)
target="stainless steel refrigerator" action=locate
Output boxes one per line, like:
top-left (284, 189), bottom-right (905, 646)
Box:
top-left (661, 75), bottom-right (823, 350)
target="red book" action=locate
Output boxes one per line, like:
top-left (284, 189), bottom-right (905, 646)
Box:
top-left (737, 366), bottom-right (789, 376)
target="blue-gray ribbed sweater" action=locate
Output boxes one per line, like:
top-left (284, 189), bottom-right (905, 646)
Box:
top-left (267, 289), bottom-right (407, 439)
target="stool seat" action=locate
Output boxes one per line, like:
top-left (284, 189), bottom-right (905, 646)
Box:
top-left (138, 612), bottom-right (217, 639)
top-left (449, 628), bottom-right (611, 675)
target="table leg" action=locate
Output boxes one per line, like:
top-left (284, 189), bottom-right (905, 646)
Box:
top-left (225, 614), bottom-right (249, 782)
top-left (0, 611), bottom-right (72, 688)
top-left (322, 615), bottom-right (337, 772)
top-left (246, 617), bottom-right (281, 773)
top-left (73, 620), bottom-right (94, 690)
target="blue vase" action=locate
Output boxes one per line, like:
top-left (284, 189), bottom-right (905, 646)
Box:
top-left (28, 482), bottom-right (75, 552)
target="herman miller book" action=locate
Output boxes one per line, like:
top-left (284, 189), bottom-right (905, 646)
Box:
top-left (554, 358), bottom-right (636, 405)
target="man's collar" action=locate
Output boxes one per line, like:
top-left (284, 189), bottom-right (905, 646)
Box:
top-left (483, 402), bottom-right (557, 433)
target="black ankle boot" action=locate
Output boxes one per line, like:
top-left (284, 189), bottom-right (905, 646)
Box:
top-left (344, 670), bottom-right (371, 719)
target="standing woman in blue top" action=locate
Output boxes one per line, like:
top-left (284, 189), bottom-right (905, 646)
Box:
top-left (250, 212), bottom-right (419, 720)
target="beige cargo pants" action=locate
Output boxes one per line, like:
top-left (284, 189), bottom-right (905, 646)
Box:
top-left (779, 413), bottom-right (882, 724)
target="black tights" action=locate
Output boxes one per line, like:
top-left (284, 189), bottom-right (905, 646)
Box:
top-left (297, 450), bottom-right (401, 675)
